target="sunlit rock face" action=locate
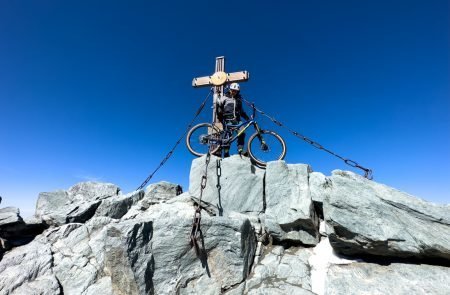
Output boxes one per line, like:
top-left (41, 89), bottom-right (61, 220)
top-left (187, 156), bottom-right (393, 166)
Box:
top-left (324, 170), bottom-right (450, 262)
top-left (0, 158), bottom-right (449, 295)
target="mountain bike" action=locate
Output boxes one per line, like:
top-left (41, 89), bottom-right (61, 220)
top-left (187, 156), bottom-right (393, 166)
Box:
top-left (186, 106), bottom-right (286, 166)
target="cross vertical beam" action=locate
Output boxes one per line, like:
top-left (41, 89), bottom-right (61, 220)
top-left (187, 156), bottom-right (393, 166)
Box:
top-left (213, 56), bottom-right (225, 123)
top-left (192, 56), bottom-right (250, 124)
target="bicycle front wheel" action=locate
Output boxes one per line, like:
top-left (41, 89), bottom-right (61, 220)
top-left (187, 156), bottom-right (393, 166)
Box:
top-left (186, 123), bottom-right (221, 157)
top-left (247, 130), bottom-right (286, 166)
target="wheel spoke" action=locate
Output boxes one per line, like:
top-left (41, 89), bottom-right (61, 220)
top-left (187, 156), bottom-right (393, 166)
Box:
top-left (248, 131), bottom-right (286, 166)
top-left (187, 123), bottom-right (221, 156)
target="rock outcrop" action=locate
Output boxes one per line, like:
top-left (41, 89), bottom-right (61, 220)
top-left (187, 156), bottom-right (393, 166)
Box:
top-left (189, 155), bottom-right (265, 215)
top-left (0, 207), bottom-right (47, 254)
top-left (35, 182), bottom-right (120, 226)
top-left (265, 162), bottom-right (319, 245)
top-left (324, 170), bottom-right (450, 262)
top-left (0, 156), bottom-right (449, 294)
top-left (325, 262), bottom-right (450, 295)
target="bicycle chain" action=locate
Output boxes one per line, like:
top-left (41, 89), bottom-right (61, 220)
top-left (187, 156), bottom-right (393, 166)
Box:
top-left (241, 98), bottom-right (373, 180)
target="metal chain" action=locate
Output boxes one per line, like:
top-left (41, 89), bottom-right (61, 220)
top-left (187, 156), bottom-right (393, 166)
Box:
top-left (216, 159), bottom-right (221, 190)
top-left (136, 88), bottom-right (214, 191)
top-left (241, 98), bottom-right (373, 180)
top-left (189, 151), bottom-right (211, 256)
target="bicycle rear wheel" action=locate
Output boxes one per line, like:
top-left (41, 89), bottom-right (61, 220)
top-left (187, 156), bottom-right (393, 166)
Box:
top-left (186, 123), bottom-right (221, 157)
top-left (247, 130), bottom-right (286, 166)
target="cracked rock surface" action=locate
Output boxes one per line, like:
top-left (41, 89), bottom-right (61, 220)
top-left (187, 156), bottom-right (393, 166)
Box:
top-left (1, 157), bottom-right (449, 294)
top-left (324, 170), bottom-right (450, 261)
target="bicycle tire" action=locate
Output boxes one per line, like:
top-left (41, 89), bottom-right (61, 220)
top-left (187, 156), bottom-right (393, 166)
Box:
top-left (186, 123), bottom-right (221, 157)
top-left (247, 130), bottom-right (286, 166)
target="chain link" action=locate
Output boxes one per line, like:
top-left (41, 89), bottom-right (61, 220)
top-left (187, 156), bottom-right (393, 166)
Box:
top-left (189, 142), bottom-right (213, 256)
top-left (241, 98), bottom-right (373, 180)
top-left (216, 159), bottom-right (222, 190)
top-left (136, 89), bottom-right (214, 191)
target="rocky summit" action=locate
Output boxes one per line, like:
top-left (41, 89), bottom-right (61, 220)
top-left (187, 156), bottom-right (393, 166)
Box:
top-left (1, 155), bottom-right (449, 294)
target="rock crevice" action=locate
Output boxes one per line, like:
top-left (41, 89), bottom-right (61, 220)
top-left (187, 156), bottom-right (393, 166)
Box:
top-left (0, 157), bottom-right (449, 294)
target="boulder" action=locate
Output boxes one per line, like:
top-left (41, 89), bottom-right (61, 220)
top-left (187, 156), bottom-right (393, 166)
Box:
top-left (245, 245), bottom-right (313, 294)
top-left (120, 182), bottom-right (184, 220)
top-left (0, 217), bottom-right (47, 248)
top-left (325, 262), bottom-right (450, 295)
top-left (68, 181), bottom-right (120, 200)
top-left (0, 235), bottom-right (60, 294)
top-left (0, 207), bottom-right (22, 227)
top-left (4, 159), bottom-right (450, 294)
top-left (40, 216), bottom-right (154, 295)
top-left (143, 181), bottom-right (182, 203)
top-left (189, 155), bottom-right (264, 215)
top-left (94, 190), bottom-right (145, 219)
top-left (265, 161), bottom-right (319, 245)
top-left (309, 172), bottom-right (332, 205)
top-left (138, 197), bottom-right (257, 294)
top-left (2, 191), bottom-right (256, 295)
top-left (35, 182), bottom-right (121, 225)
top-left (324, 170), bottom-right (450, 261)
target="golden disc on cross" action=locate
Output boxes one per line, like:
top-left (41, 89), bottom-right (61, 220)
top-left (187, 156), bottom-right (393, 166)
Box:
top-left (210, 71), bottom-right (227, 86)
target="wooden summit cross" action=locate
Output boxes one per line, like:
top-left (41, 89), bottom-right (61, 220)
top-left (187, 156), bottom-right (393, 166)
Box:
top-left (192, 56), bottom-right (249, 124)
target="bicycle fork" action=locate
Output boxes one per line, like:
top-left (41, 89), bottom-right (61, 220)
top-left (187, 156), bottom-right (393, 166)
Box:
top-left (253, 123), bottom-right (268, 149)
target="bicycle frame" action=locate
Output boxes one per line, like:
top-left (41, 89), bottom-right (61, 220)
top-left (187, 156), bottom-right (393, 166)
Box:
top-left (186, 102), bottom-right (286, 165)
top-left (216, 103), bottom-right (263, 147)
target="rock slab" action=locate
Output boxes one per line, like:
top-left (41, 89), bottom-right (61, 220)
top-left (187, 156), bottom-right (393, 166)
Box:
top-left (325, 262), bottom-right (450, 295)
top-left (265, 161), bottom-right (319, 245)
top-left (35, 182), bottom-right (121, 225)
top-left (324, 170), bottom-right (450, 262)
top-left (189, 155), bottom-right (264, 215)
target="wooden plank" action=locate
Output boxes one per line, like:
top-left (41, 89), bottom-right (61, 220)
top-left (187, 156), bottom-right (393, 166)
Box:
top-left (192, 71), bottom-right (250, 87)
top-left (227, 71), bottom-right (249, 82)
top-left (192, 76), bottom-right (211, 87)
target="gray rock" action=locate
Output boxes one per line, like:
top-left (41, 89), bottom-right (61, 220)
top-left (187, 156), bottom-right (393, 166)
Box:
top-left (265, 161), bottom-right (319, 245)
top-left (324, 170), bottom-right (450, 261)
top-left (0, 207), bottom-right (22, 227)
top-left (325, 262), bottom-right (450, 295)
top-left (0, 217), bottom-right (47, 249)
top-left (51, 223), bottom-right (105, 294)
top-left (189, 155), bottom-right (264, 215)
top-left (119, 183), bottom-right (183, 221)
top-left (246, 245), bottom-right (313, 294)
top-left (248, 286), bottom-right (315, 295)
top-left (68, 181), bottom-right (120, 200)
top-left (144, 181), bottom-right (182, 203)
top-left (35, 190), bottom-right (69, 225)
top-left (10, 275), bottom-right (61, 295)
top-left (224, 282), bottom-right (246, 295)
top-left (0, 208), bottom-right (44, 252)
top-left (0, 235), bottom-right (59, 294)
top-left (179, 275), bottom-right (221, 295)
top-left (103, 220), bottom-right (154, 295)
top-left (309, 172), bottom-right (332, 204)
top-left (5, 192), bottom-right (256, 294)
top-left (82, 277), bottom-right (113, 295)
top-left (94, 190), bottom-right (144, 219)
top-left (45, 216), bottom-right (153, 295)
top-left (146, 200), bottom-right (256, 294)
top-left (35, 182), bottom-right (120, 225)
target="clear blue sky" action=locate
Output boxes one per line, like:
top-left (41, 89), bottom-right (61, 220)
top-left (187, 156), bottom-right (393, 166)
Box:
top-left (1, 1), bottom-right (449, 217)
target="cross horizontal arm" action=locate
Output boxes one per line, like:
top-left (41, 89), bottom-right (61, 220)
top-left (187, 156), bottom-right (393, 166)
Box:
top-left (192, 71), bottom-right (250, 87)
